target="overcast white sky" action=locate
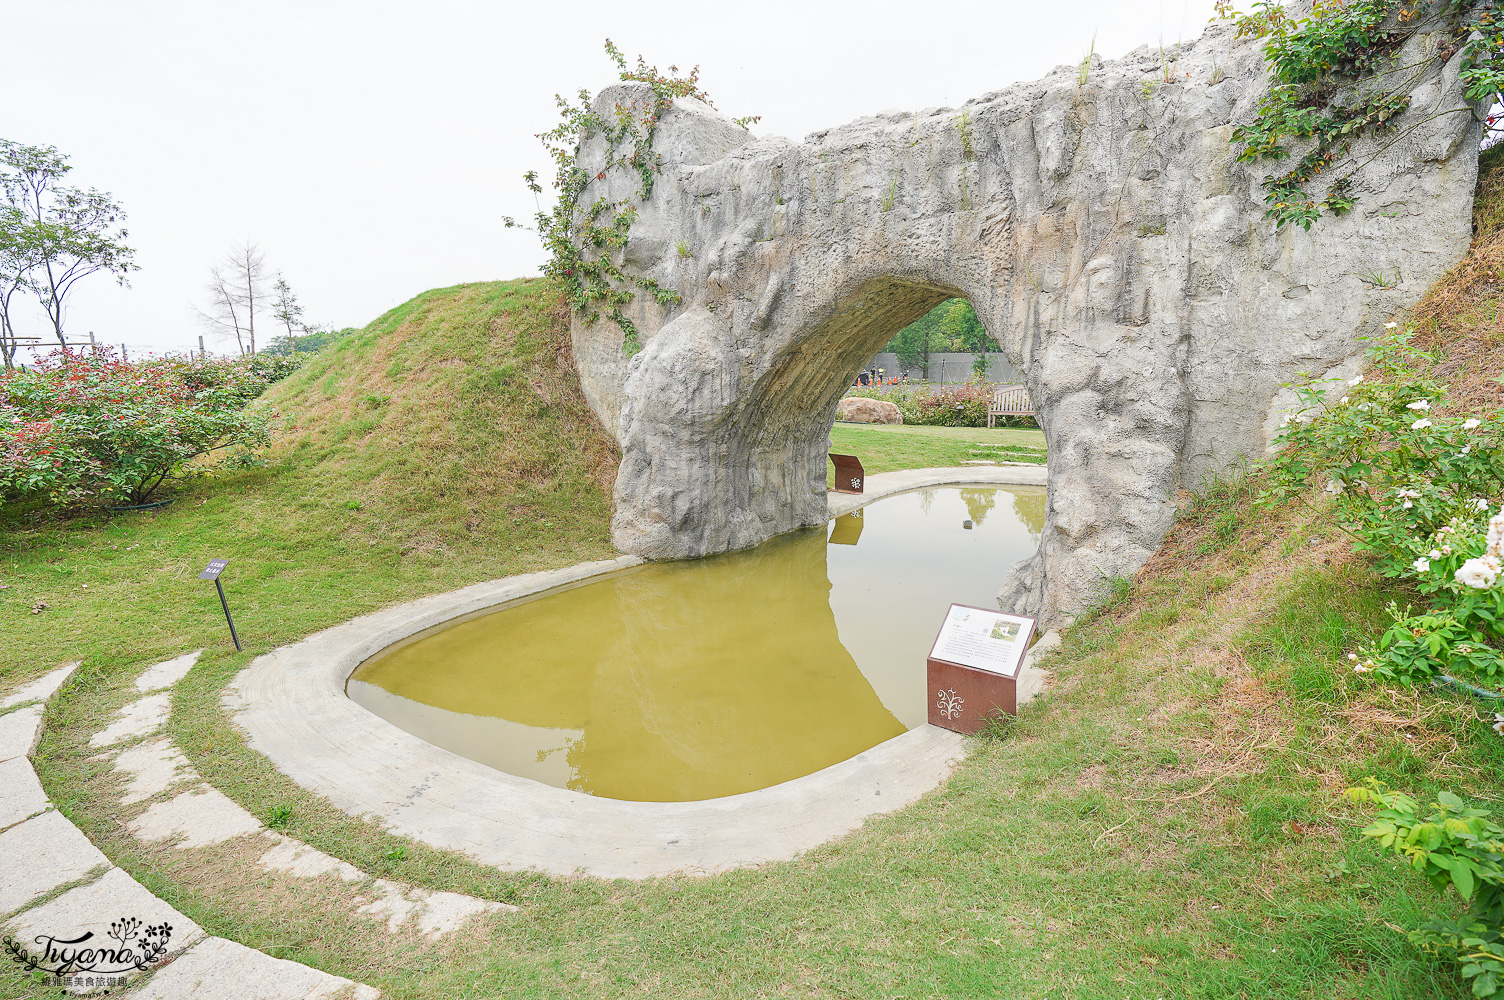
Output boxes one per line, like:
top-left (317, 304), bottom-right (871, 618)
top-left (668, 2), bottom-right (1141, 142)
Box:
top-left (0, 0), bottom-right (1219, 357)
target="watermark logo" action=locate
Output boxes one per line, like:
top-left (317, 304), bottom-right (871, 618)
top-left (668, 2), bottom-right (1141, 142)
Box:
top-left (4, 915), bottom-right (172, 988)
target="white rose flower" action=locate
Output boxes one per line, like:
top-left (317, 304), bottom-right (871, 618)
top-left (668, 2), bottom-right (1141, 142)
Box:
top-left (1349, 374), bottom-right (1364, 387)
top-left (1412, 418), bottom-right (1432, 430)
top-left (1325, 480), bottom-right (1344, 495)
top-left (1413, 557), bottom-right (1431, 572)
top-left (1407, 400), bottom-right (1431, 411)
top-left (1403, 500), bottom-right (1414, 509)
top-left (1384, 321), bottom-right (1399, 329)
top-left (1430, 549), bottom-right (1443, 559)
top-left (1464, 418), bottom-right (1482, 430)
top-left (1456, 555), bottom-right (1502, 589)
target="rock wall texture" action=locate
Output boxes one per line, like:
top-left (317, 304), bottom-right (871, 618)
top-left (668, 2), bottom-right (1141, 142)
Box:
top-left (570, 12), bottom-right (1484, 625)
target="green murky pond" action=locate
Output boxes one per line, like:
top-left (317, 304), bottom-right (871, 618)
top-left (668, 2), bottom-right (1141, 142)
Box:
top-left (348, 486), bottom-right (1044, 802)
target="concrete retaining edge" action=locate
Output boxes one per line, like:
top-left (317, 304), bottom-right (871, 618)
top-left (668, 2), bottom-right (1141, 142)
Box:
top-left (228, 467), bottom-right (1053, 879)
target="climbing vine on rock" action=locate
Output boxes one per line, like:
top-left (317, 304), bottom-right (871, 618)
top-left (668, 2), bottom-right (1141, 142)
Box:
top-left (507, 41), bottom-right (758, 355)
top-left (1216, 0), bottom-right (1504, 230)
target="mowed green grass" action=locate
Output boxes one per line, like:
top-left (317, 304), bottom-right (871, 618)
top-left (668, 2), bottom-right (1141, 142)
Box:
top-left (0, 279), bottom-right (620, 687)
top-left (828, 422), bottom-right (1046, 482)
top-left (2, 280), bottom-right (1496, 999)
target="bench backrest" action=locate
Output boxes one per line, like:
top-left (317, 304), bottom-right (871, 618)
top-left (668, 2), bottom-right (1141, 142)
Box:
top-left (988, 384), bottom-right (1033, 416)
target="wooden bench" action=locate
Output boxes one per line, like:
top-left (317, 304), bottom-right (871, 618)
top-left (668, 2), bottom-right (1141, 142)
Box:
top-left (987, 384), bottom-right (1034, 427)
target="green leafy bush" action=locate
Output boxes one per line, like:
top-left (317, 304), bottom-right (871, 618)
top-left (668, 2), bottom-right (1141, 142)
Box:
top-left (1350, 780), bottom-right (1504, 998)
top-left (844, 380), bottom-right (1035, 428)
top-left (1264, 329), bottom-right (1504, 687)
top-left (0, 348), bottom-right (271, 509)
top-left (1218, 0), bottom-right (1504, 229)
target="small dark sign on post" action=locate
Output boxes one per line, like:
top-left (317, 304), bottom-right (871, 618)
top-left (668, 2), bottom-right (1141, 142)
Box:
top-left (829, 453), bottom-right (865, 495)
top-left (198, 559), bottom-right (241, 651)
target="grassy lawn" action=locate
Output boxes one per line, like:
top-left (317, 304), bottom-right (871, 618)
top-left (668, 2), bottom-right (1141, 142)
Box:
top-left (0, 279), bottom-right (619, 684)
top-left (828, 422), bottom-right (1045, 481)
top-left (3, 276), bottom-right (1500, 998)
top-left (21, 486), bottom-right (1492, 999)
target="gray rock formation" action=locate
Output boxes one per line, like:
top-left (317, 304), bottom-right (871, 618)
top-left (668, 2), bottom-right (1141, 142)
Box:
top-left (837, 398), bottom-right (903, 424)
top-left (569, 13), bottom-right (1484, 625)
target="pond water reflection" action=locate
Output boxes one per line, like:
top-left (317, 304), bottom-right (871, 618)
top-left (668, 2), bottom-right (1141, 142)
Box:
top-left (348, 485), bottom-right (1044, 802)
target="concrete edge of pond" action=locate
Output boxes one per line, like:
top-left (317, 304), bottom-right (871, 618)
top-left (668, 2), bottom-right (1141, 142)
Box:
top-left (227, 466), bottom-right (1054, 880)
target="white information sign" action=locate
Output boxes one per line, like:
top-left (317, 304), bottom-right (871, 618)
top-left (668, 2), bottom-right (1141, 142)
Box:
top-left (928, 604), bottom-right (1035, 678)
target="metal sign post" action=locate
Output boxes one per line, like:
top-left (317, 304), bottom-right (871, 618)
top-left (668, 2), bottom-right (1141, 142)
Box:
top-left (198, 559), bottom-right (241, 651)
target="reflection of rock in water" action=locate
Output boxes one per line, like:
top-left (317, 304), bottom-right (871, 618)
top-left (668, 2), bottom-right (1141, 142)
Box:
top-left (350, 485), bottom-right (1046, 800)
top-left (960, 488), bottom-right (998, 527)
top-left (1012, 491), bottom-right (1046, 538)
top-left (576, 529), bottom-right (902, 799)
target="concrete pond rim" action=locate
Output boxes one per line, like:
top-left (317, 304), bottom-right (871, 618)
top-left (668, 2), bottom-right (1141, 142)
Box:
top-left (227, 466), bottom-right (1053, 880)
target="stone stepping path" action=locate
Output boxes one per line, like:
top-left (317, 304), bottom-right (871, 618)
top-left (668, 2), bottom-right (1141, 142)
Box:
top-left (0, 653), bottom-right (506, 996)
top-left (0, 661), bottom-right (375, 996)
top-left (91, 651), bottom-right (513, 941)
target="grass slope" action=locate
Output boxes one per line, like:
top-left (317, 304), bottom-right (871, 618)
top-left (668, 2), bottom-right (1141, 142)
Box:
top-left (828, 422), bottom-right (1046, 478)
top-left (0, 278), bottom-right (618, 683)
top-left (12, 148), bottom-right (1504, 999)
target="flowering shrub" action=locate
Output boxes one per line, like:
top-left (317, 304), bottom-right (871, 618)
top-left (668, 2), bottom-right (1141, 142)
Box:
top-left (1348, 780), bottom-right (1504, 999)
top-left (0, 348), bottom-right (271, 509)
top-left (1264, 329), bottom-right (1504, 686)
top-left (844, 380), bottom-right (1036, 428)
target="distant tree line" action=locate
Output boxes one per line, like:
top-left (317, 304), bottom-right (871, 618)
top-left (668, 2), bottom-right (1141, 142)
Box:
top-left (882, 299), bottom-right (999, 379)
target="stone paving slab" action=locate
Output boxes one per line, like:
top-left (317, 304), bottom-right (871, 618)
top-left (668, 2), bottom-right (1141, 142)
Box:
top-left (0, 757), bottom-right (49, 831)
top-left (89, 693), bottom-right (170, 748)
top-left (0, 810), bottom-right (109, 916)
top-left (3, 868), bottom-right (204, 991)
top-left (129, 935), bottom-right (379, 999)
top-left (1, 661), bottom-right (80, 709)
top-left (135, 651), bottom-right (203, 694)
top-left (257, 834), bottom-right (362, 882)
top-left (129, 786), bottom-right (261, 849)
top-left (0, 704), bottom-right (44, 763)
top-left (111, 738), bottom-right (194, 804)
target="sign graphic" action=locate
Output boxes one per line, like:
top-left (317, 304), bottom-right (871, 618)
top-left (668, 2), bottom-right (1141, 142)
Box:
top-left (4, 915), bottom-right (173, 985)
top-left (928, 605), bottom-right (1033, 678)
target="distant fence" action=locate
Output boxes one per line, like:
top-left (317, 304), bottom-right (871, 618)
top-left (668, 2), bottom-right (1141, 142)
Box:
top-left (863, 352), bottom-right (1017, 384)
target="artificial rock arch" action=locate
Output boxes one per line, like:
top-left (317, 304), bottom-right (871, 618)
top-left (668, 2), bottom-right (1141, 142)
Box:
top-left (570, 15), bottom-right (1483, 625)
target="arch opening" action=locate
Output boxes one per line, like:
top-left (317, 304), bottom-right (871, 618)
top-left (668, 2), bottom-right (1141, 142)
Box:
top-left (580, 14), bottom-right (1481, 623)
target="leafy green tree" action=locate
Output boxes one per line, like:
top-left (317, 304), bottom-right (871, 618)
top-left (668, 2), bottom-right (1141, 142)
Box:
top-left (885, 298), bottom-right (997, 379)
top-left (0, 207), bottom-right (41, 367)
top-left (887, 319), bottom-right (947, 378)
top-left (271, 274), bottom-right (303, 345)
top-left (0, 140), bottom-right (136, 346)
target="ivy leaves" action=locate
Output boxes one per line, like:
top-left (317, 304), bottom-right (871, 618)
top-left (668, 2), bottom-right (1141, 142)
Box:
top-left (512, 41), bottom-right (740, 356)
top-left (1224, 0), bottom-right (1502, 230)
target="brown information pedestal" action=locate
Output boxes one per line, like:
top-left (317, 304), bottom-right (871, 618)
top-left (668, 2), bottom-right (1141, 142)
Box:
top-left (829, 454), bottom-right (864, 494)
top-left (926, 604), bottom-right (1038, 735)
